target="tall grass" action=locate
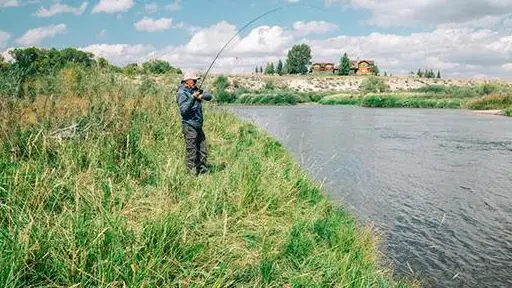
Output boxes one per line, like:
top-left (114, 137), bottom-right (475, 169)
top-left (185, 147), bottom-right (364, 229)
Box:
top-left (320, 94), bottom-right (462, 109)
top-left (465, 93), bottom-right (512, 110)
top-left (0, 68), bottom-right (412, 287)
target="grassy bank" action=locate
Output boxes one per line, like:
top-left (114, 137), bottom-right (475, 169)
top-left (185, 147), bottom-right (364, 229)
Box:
top-left (0, 68), bottom-right (411, 287)
top-left (213, 76), bottom-right (512, 113)
top-left (319, 94), bottom-right (463, 109)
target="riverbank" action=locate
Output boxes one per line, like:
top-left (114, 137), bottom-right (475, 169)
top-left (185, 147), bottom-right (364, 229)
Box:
top-left (0, 69), bottom-right (412, 287)
top-left (210, 76), bottom-right (512, 116)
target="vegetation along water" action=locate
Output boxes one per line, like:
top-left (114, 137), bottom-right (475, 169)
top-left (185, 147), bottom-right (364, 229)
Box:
top-left (0, 48), bottom-right (414, 286)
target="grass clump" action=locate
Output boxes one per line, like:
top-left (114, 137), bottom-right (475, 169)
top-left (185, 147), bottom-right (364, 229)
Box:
top-left (505, 109), bottom-right (512, 117)
top-left (0, 68), bottom-right (412, 287)
top-left (360, 76), bottom-right (390, 94)
top-left (465, 93), bottom-right (512, 110)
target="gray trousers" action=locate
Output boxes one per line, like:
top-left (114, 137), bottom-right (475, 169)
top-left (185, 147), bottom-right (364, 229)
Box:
top-left (182, 124), bottom-right (207, 174)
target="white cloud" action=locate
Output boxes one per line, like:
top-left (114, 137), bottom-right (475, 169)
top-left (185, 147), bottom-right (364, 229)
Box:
top-left (293, 21), bottom-right (338, 36)
top-left (92, 0), bottom-right (134, 14)
top-left (135, 17), bottom-right (173, 32)
top-left (166, 0), bottom-right (180, 11)
top-left (235, 25), bottom-right (293, 54)
top-left (144, 2), bottom-right (158, 13)
top-left (186, 21), bottom-right (239, 54)
top-left (326, 0), bottom-right (512, 27)
top-left (0, 30), bottom-right (10, 49)
top-left (0, 0), bottom-right (18, 7)
top-left (35, 2), bottom-right (88, 17)
top-left (16, 24), bottom-right (67, 46)
top-left (78, 21), bottom-right (512, 78)
top-left (80, 43), bottom-right (155, 65)
top-left (502, 63), bottom-right (512, 72)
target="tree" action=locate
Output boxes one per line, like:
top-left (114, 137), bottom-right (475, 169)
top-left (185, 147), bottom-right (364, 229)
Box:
top-left (97, 57), bottom-right (109, 69)
top-left (142, 59), bottom-right (176, 74)
top-left (338, 53), bottom-right (351, 76)
top-left (0, 55), bottom-right (8, 70)
top-left (123, 63), bottom-right (141, 76)
top-left (384, 71), bottom-right (387, 77)
top-left (259, 66), bottom-right (263, 73)
top-left (437, 70), bottom-right (441, 79)
top-left (417, 69), bottom-right (423, 78)
top-left (255, 66), bottom-right (259, 74)
top-left (276, 59), bottom-right (283, 75)
top-left (371, 65), bottom-right (380, 76)
top-left (269, 63), bottom-right (275, 74)
top-left (285, 44), bottom-right (311, 74)
top-left (264, 63), bottom-right (271, 75)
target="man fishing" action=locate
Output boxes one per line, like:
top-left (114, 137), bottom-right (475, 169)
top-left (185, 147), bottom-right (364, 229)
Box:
top-left (176, 72), bottom-right (213, 175)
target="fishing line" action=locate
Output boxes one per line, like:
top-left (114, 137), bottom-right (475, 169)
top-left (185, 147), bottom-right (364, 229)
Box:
top-left (197, 3), bottom-right (325, 89)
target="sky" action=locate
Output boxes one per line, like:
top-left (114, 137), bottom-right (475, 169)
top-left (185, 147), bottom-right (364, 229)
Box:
top-left (1, 0), bottom-right (512, 78)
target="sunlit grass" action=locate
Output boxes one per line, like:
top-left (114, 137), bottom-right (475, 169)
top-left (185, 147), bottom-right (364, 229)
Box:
top-left (0, 68), bottom-right (415, 287)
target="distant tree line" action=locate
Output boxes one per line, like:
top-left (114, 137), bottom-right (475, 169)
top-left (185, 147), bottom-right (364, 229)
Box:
top-left (255, 44), bottom-right (312, 76)
top-left (0, 47), bottom-right (182, 97)
top-left (416, 69), bottom-right (441, 79)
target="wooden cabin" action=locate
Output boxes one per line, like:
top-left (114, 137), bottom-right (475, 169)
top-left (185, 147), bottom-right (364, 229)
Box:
top-left (350, 60), bottom-right (375, 75)
top-left (311, 62), bottom-right (336, 74)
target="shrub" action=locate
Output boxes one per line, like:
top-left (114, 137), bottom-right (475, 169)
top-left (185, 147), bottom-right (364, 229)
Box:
top-left (359, 77), bottom-right (390, 94)
top-left (505, 109), bottom-right (512, 117)
top-left (264, 80), bottom-right (275, 91)
top-left (466, 93), bottom-right (512, 110)
top-left (216, 90), bottom-right (237, 104)
top-left (214, 75), bottom-right (229, 92)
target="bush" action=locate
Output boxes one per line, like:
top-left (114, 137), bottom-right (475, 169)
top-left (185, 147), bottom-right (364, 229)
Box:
top-left (505, 109), bottom-right (512, 117)
top-left (359, 77), bottom-right (390, 94)
top-left (264, 80), bottom-right (275, 91)
top-left (214, 75), bottom-right (229, 92)
top-left (466, 93), bottom-right (512, 110)
top-left (216, 90), bottom-right (237, 104)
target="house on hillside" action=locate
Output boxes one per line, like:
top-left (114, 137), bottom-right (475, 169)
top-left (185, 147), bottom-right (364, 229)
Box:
top-left (311, 62), bottom-right (336, 74)
top-left (310, 59), bottom-right (377, 75)
top-left (351, 60), bottom-right (375, 75)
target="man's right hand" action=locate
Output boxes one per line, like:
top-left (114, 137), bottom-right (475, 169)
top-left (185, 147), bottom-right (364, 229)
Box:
top-left (192, 91), bottom-right (201, 99)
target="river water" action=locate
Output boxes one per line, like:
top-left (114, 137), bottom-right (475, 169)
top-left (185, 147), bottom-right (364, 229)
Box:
top-left (230, 105), bottom-right (512, 288)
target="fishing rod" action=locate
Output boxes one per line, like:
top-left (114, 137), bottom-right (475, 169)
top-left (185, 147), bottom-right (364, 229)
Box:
top-left (196, 3), bottom-right (324, 90)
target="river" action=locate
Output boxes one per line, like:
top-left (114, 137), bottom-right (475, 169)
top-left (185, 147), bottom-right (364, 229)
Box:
top-left (230, 105), bottom-right (512, 288)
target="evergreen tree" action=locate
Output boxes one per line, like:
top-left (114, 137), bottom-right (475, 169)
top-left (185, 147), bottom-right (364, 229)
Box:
top-left (338, 53), bottom-right (351, 76)
top-left (277, 59), bottom-right (283, 75)
top-left (269, 63), bottom-right (275, 74)
top-left (255, 66), bottom-right (259, 74)
top-left (282, 60), bottom-right (289, 75)
top-left (384, 71), bottom-right (387, 77)
top-left (264, 63), bottom-right (271, 75)
top-left (371, 65), bottom-right (380, 76)
top-left (259, 66), bottom-right (263, 73)
top-left (437, 70), bottom-right (441, 79)
top-left (417, 69), bottom-right (423, 78)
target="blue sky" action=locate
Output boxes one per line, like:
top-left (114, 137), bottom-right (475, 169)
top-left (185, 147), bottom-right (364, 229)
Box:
top-left (1, 0), bottom-right (512, 78)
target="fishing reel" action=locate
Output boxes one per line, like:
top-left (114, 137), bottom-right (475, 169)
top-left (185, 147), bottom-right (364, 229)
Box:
top-left (191, 87), bottom-right (204, 94)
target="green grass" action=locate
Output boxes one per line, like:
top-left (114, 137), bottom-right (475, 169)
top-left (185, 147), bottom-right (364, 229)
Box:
top-left (465, 93), bottom-right (512, 110)
top-left (505, 109), bottom-right (512, 117)
top-left (0, 68), bottom-right (413, 287)
top-left (320, 93), bottom-right (462, 109)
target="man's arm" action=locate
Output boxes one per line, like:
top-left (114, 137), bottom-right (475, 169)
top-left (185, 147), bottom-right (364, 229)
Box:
top-left (177, 89), bottom-right (195, 115)
top-left (200, 91), bottom-right (213, 101)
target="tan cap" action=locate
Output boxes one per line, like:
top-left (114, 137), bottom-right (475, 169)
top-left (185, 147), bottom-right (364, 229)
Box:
top-left (182, 72), bottom-right (200, 81)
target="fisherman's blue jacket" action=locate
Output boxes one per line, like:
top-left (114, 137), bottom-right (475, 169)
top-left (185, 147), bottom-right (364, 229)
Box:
top-left (176, 83), bottom-right (213, 129)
